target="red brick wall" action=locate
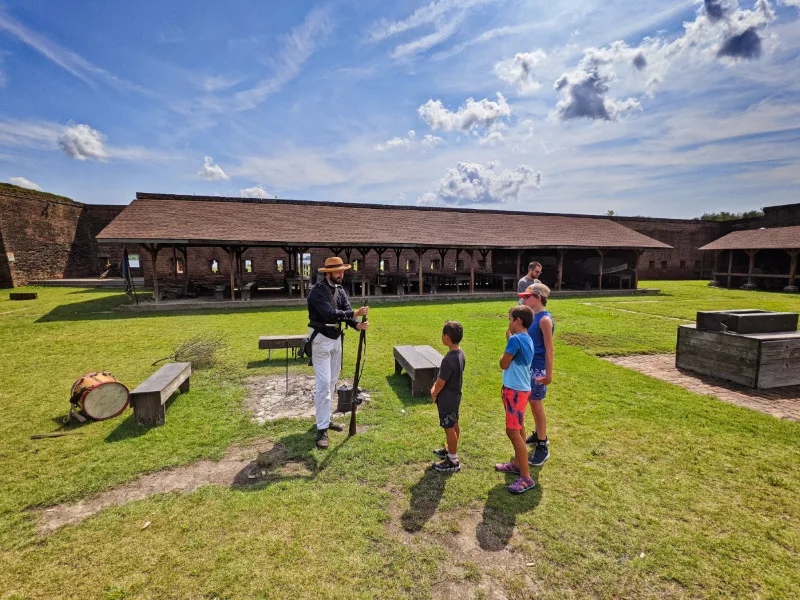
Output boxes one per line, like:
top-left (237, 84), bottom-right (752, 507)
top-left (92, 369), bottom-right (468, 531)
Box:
top-left (142, 246), bottom-right (493, 289)
top-left (610, 217), bottom-right (722, 280)
top-left (0, 185), bottom-right (125, 286)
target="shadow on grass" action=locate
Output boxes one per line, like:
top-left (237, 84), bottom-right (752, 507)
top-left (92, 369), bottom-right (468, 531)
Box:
top-left (385, 373), bottom-right (431, 407)
top-left (104, 394), bottom-right (181, 443)
top-left (34, 295), bottom-right (303, 323)
top-left (246, 356), bottom-right (309, 370)
top-left (477, 470), bottom-right (543, 551)
top-left (401, 466), bottom-right (450, 533)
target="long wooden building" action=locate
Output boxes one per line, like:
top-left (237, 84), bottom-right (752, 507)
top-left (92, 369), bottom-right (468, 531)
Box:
top-left (96, 193), bottom-right (671, 302)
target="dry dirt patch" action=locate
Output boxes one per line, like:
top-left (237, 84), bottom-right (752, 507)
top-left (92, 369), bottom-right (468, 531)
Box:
top-left (33, 440), bottom-right (312, 535)
top-left (244, 374), bottom-right (369, 423)
top-left (386, 485), bottom-right (542, 600)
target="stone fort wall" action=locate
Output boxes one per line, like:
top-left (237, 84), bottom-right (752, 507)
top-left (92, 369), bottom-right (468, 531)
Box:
top-left (0, 184), bottom-right (125, 287)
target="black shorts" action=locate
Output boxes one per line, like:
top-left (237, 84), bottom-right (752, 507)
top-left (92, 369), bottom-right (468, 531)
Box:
top-left (437, 396), bottom-right (461, 429)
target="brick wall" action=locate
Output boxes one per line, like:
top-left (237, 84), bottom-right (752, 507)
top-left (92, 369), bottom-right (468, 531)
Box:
top-left (611, 217), bottom-right (722, 280)
top-left (141, 245), bottom-right (493, 290)
top-left (0, 184), bottom-right (125, 287)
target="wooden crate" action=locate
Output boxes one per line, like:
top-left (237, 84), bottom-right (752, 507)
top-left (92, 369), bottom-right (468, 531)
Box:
top-left (676, 325), bottom-right (800, 389)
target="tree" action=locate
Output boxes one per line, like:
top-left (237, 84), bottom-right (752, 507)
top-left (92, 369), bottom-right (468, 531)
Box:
top-left (606, 210), bottom-right (615, 216)
top-left (697, 210), bottom-right (763, 221)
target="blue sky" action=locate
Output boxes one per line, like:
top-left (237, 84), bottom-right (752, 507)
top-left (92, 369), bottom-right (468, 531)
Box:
top-left (1, 0), bottom-right (799, 217)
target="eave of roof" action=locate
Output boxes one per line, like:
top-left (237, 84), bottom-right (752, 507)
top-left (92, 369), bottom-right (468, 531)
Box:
top-left (700, 226), bottom-right (800, 251)
top-left (97, 195), bottom-right (673, 250)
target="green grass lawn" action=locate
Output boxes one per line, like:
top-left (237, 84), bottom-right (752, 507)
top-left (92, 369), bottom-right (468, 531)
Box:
top-left (0, 281), bottom-right (798, 599)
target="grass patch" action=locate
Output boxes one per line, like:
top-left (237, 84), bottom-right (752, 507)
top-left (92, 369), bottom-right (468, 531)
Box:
top-left (0, 283), bottom-right (799, 598)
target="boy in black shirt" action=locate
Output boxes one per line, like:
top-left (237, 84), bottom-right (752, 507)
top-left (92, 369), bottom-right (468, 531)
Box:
top-left (430, 321), bottom-right (465, 472)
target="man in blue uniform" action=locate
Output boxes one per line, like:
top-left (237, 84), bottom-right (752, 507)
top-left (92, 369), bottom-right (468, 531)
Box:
top-left (306, 257), bottom-right (369, 449)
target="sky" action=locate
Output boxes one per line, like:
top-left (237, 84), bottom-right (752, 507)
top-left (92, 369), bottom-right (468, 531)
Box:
top-left (1, 0), bottom-right (799, 217)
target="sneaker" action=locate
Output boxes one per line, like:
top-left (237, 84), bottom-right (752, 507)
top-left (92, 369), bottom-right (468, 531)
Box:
top-left (526, 431), bottom-right (538, 445)
top-left (433, 457), bottom-right (461, 472)
top-left (327, 421), bottom-right (344, 432)
top-left (508, 476), bottom-right (536, 494)
top-left (315, 429), bottom-right (329, 449)
top-left (432, 447), bottom-right (448, 459)
top-left (528, 442), bottom-right (550, 466)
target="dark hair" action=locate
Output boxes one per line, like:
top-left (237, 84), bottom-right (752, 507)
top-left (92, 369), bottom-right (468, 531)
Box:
top-left (509, 305), bottom-right (534, 329)
top-left (528, 261), bottom-right (542, 271)
top-left (443, 320), bottom-right (463, 344)
top-left (540, 296), bottom-right (548, 307)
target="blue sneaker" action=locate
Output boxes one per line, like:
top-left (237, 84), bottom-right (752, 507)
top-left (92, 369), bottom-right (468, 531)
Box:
top-left (528, 440), bottom-right (550, 466)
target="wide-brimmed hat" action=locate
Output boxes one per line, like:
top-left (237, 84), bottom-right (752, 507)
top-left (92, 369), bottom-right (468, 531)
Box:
top-left (518, 282), bottom-right (551, 298)
top-left (318, 256), bottom-right (352, 273)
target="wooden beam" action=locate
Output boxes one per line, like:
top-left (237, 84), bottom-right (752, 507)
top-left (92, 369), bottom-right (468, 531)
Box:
top-left (179, 246), bottom-right (188, 296)
top-left (727, 250), bottom-right (734, 289)
top-left (227, 247), bottom-right (236, 301)
top-left (416, 248), bottom-right (424, 295)
top-left (745, 249), bottom-right (758, 289)
top-left (297, 246), bottom-right (309, 298)
top-left (469, 250), bottom-right (475, 293)
top-left (598, 249), bottom-right (605, 290)
top-left (393, 247), bottom-right (403, 273)
top-left (515, 250), bottom-right (521, 281)
top-left (556, 250), bottom-right (565, 291)
top-left (786, 249), bottom-right (799, 291)
top-left (633, 249), bottom-right (643, 290)
top-left (142, 243), bottom-right (162, 303)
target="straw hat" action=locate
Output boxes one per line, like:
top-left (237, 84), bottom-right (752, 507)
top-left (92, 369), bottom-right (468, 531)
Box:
top-left (318, 256), bottom-right (352, 273)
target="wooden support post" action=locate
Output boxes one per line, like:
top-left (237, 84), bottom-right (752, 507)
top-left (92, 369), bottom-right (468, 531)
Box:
top-left (556, 250), bottom-right (565, 291)
top-left (469, 250), bottom-right (475, 293)
top-left (727, 250), bottom-right (734, 289)
top-left (417, 248), bottom-right (424, 295)
top-left (744, 249), bottom-right (758, 289)
top-left (180, 246), bottom-right (189, 296)
top-left (633, 249), bottom-right (643, 290)
top-left (142, 244), bottom-right (162, 303)
top-left (356, 247), bottom-right (372, 298)
top-left (515, 250), bottom-right (521, 281)
top-left (298, 247), bottom-right (309, 298)
top-left (785, 249), bottom-right (798, 292)
top-left (393, 247), bottom-right (403, 273)
top-left (598, 249), bottom-right (605, 290)
top-left (227, 247), bottom-right (236, 301)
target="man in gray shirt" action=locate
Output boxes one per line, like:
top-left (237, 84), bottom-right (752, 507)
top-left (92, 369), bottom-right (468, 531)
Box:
top-left (518, 261), bottom-right (542, 293)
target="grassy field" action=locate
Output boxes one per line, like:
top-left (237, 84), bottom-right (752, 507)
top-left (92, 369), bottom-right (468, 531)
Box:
top-left (0, 281), bottom-right (798, 599)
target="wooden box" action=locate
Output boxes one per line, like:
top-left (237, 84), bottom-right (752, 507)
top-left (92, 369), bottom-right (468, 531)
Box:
top-left (676, 325), bottom-right (800, 389)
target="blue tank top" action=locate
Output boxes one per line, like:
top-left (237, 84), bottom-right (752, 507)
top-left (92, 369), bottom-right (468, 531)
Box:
top-left (528, 310), bottom-right (553, 371)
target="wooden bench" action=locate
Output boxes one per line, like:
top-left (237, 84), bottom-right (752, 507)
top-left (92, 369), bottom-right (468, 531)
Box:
top-left (259, 334), bottom-right (307, 360)
top-left (393, 345), bottom-right (443, 396)
top-left (130, 362), bottom-right (191, 426)
top-left (9, 292), bottom-right (37, 300)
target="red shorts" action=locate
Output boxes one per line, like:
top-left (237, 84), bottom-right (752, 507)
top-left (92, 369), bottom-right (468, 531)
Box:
top-left (502, 386), bottom-right (530, 430)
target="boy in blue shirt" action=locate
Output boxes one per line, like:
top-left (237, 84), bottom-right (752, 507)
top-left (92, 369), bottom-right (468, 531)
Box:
top-left (495, 305), bottom-right (536, 494)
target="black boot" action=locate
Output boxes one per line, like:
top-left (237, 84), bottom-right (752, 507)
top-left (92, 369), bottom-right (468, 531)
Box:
top-left (315, 428), bottom-right (329, 449)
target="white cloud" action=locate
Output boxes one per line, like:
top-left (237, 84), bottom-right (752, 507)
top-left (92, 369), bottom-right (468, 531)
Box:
top-left (197, 156), bottom-right (229, 181)
top-left (418, 161), bottom-right (541, 206)
top-left (550, 0), bottom-right (781, 122)
top-left (369, 0), bottom-right (501, 59)
top-left (58, 122), bottom-right (109, 161)
top-left (494, 50), bottom-right (547, 95)
top-left (9, 176), bottom-right (40, 190)
top-left (240, 184), bottom-right (276, 198)
top-left (374, 136), bottom-right (412, 151)
top-left (422, 134), bottom-right (445, 147)
top-left (780, 0), bottom-right (800, 6)
top-left (0, 11), bottom-right (154, 96)
top-left (234, 7), bottom-right (332, 110)
top-left (418, 93), bottom-right (512, 132)
top-left (478, 131), bottom-right (505, 146)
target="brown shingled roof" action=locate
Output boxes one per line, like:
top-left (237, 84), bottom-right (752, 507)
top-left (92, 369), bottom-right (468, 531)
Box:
top-left (700, 226), bottom-right (800, 251)
top-left (96, 193), bottom-right (672, 250)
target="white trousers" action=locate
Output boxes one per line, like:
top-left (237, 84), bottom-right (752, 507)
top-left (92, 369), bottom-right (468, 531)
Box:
top-left (311, 331), bottom-right (342, 430)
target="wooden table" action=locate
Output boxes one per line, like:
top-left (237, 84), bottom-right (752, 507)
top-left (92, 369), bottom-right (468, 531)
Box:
top-left (259, 334), bottom-right (307, 360)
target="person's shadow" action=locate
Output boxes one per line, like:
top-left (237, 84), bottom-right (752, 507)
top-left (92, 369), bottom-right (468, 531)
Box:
top-left (401, 467), bottom-right (450, 533)
top-left (477, 470), bottom-right (543, 551)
